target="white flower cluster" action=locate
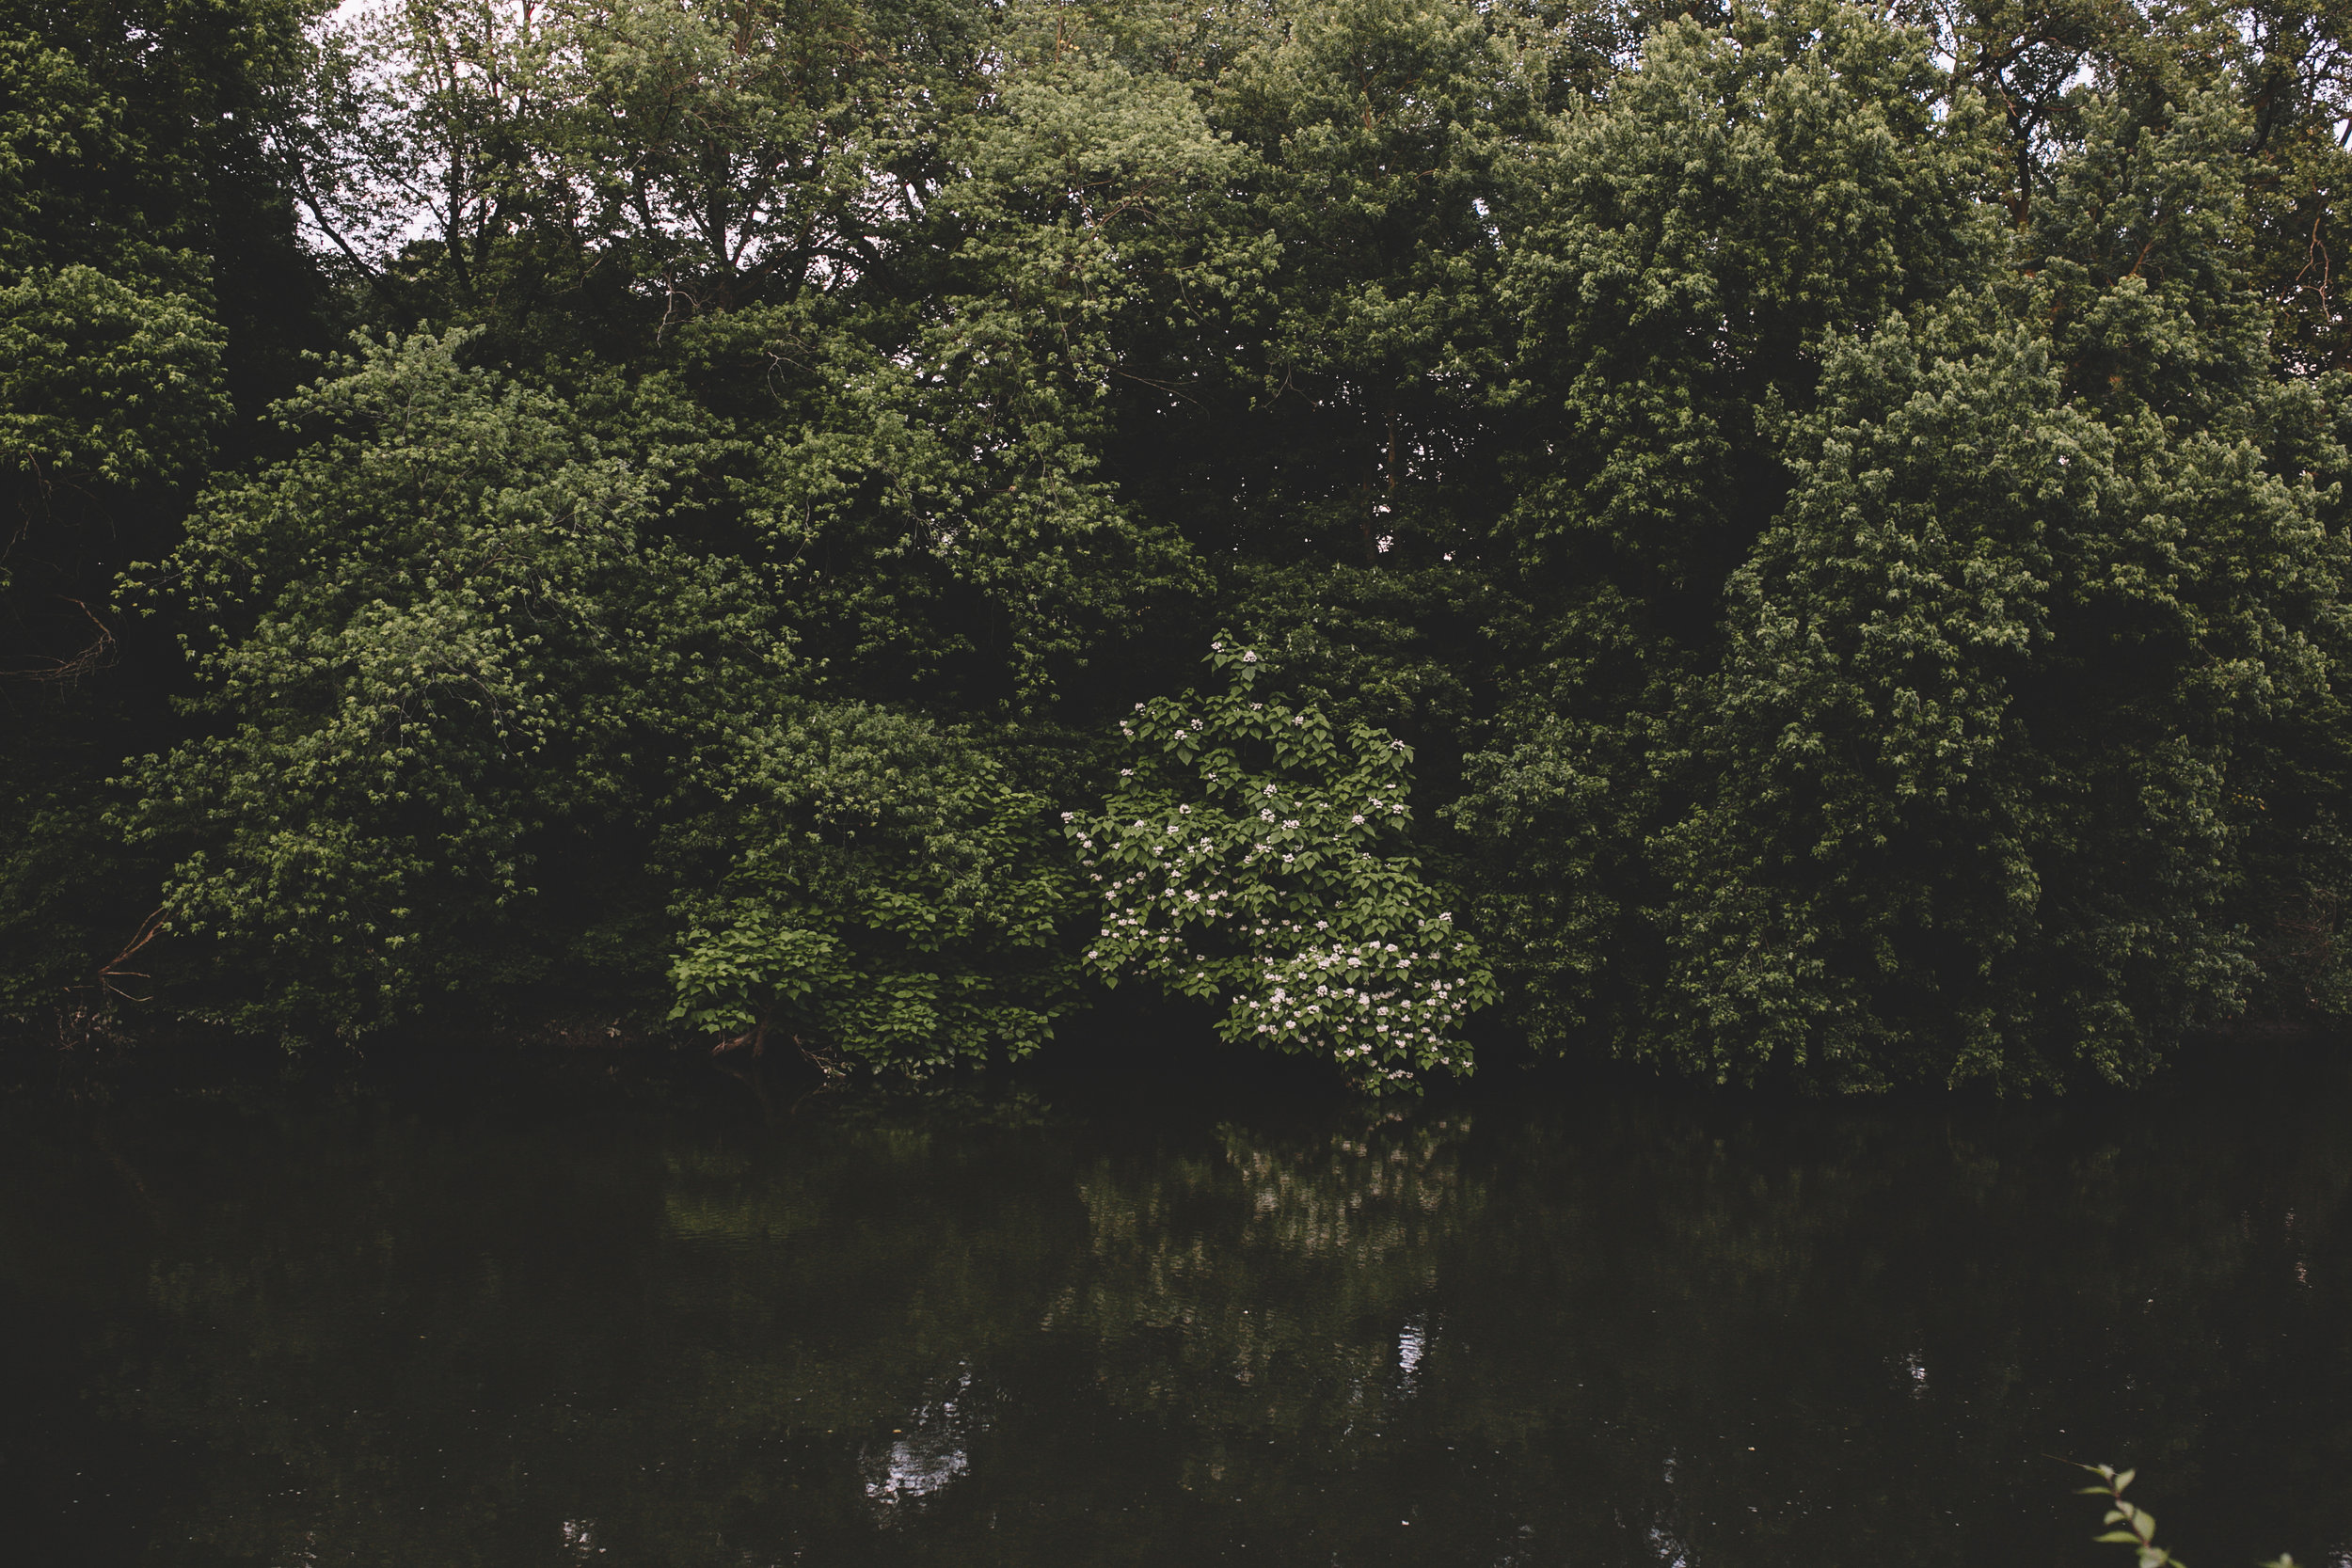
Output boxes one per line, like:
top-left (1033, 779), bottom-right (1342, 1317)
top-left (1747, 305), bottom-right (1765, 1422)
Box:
top-left (1233, 922), bottom-right (1477, 1085)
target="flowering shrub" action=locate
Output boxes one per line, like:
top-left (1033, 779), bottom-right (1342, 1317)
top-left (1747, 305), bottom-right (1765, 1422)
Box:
top-left (1068, 636), bottom-right (1496, 1089)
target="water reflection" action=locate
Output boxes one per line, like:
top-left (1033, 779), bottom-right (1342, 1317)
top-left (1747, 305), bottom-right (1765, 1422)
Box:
top-left (1, 1056), bottom-right (2348, 1567)
top-left (864, 1367), bottom-right (976, 1513)
top-left (1397, 1318), bottom-right (1427, 1390)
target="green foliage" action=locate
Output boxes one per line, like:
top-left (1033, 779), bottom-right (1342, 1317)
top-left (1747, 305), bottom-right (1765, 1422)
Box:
top-left (0, 709), bottom-right (159, 1022)
top-left (11, 0), bottom-right (2352, 1090)
top-left (122, 329), bottom-right (781, 1037)
top-left (0, 0), bottom-right (320, 485)
top-left (2076, 1462), bottom-right (2301, 1568)
top-left (1447, 579), bottom-right (1671, 1050)
top-left (0, 0), bottom-right (324, 1024)
top-left (1070, 637), bottom-right (1495, 1089)
top-left (1652, 89), bottom-right (2352, 1090)
top-left (0, 263), bottom-right (228, 488)
top-left (741, 19), bottom-right (1257, 705)
top-left (1497, 0), bottom-right (2001, 589)
top-left (665, 703), bottom-right (1084, 1069)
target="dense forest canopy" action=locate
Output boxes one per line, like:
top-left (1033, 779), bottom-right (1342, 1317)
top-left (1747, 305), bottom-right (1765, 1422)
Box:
top-left (6, 0), bottom-right (2352, 1091)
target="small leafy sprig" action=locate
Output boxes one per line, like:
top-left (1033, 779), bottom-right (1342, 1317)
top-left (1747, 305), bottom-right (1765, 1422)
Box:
top-left (1067, 634), bottom-right (1496, 1090)
top-left (2075, 1463), bottom-right (2298, 1568)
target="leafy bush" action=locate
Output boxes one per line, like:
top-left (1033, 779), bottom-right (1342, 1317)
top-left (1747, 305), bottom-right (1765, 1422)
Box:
top-left (1069, 637), bottom-right (1496, 1090)
top-left (120, 330), bottom-right (783, 1037)
top-left (665, 703), bottom-right (1083, 1070)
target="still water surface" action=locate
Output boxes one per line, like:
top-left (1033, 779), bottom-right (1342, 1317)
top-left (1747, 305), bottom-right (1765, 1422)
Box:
top-left (4, 1044), bottom-right (2349, 1567)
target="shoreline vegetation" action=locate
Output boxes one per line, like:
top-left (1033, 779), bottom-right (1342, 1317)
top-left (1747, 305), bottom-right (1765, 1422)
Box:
top-left (8, 0), bottom-right (2352, 1097)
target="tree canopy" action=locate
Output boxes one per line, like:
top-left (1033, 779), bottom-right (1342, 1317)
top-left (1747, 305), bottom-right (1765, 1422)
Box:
top-left (8, 0), bottom-right (2352, 1090)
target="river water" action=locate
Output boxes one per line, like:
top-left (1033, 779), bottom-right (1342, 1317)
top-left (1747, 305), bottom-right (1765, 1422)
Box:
top-left (3, 1042), bottom-right (2347, 1567)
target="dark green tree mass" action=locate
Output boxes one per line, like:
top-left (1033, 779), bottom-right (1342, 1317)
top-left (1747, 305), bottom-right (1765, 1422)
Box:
top-left (7, 0), bottom-right (2352, 1090)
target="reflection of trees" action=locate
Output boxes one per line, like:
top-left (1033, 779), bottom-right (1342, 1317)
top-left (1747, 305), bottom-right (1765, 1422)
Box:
top-left (2, 1083), bottom-right (1087, 1566)
top-left (3, 1069), bottom-right (2350, 1567)
top-left (1047, 1111), bottom-right (1483, 1455)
